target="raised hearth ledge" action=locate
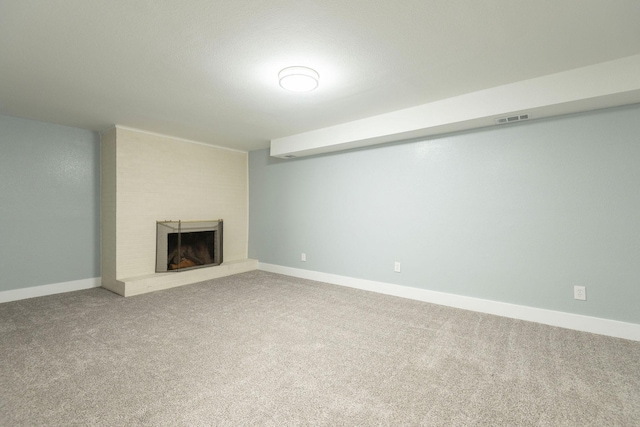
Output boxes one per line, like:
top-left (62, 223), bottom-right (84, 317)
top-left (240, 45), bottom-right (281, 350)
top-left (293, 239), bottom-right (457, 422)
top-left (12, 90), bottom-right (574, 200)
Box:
top-left (105, 259), bottom-right (258, 297)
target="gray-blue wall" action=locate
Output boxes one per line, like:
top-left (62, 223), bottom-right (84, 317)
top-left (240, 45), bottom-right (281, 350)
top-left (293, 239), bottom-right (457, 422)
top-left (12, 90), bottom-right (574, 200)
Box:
top-left (0, 115), bottom-right (100, 292)
top-left (249, 104), bottom-right (640, 324)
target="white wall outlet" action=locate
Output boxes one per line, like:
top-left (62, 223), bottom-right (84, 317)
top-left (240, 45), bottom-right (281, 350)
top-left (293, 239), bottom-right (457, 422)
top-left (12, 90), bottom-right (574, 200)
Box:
top-left (574, 286), bottom-right (586, 301)
top-left (394, 261), bottom-right (401, 273)
top-left (301, 253), bottom-right (306, 262)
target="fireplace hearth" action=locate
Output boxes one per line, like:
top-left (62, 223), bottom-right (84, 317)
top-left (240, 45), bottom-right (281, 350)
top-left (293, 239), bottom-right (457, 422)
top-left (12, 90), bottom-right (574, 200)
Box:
top-left (156, 220), bottom-right (223, 272)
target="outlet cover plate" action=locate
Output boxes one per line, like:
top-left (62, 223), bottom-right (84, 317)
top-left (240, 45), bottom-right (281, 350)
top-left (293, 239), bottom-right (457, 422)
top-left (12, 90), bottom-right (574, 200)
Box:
top-left (574, 286), bottom-right (586, 301)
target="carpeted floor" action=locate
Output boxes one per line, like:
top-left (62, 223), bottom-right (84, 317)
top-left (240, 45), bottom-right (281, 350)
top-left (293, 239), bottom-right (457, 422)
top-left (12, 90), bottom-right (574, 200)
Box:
top-left (1, 270), bottom-right (639, 426)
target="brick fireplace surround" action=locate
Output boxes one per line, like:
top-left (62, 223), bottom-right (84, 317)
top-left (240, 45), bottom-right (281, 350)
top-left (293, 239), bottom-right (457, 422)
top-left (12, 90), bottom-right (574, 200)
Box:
top-left (100, 127), bottom-right (256, 296)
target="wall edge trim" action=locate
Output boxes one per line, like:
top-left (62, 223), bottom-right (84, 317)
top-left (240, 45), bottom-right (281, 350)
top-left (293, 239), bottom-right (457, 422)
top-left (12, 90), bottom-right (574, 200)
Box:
top-left (114, 125), bottom-right (247, 153)
top-left (258, 263), bottom-right (640, 342)
top-left (0, 277), bottom-right (102, 303)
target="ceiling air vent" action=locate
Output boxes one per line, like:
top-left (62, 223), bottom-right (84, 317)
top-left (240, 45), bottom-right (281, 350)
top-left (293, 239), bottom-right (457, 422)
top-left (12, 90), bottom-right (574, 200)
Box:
top-left (495, 114), bottom-right (530, 125)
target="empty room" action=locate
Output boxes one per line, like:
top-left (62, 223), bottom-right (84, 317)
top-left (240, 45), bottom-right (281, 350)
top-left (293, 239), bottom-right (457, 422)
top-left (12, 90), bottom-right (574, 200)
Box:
top-left (1, 1), bottom-right (639, 425)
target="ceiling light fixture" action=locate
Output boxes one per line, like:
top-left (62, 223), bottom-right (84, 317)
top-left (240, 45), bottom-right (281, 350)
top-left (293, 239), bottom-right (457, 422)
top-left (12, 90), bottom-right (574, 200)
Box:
top-left (278, 66), bottom-right (319, 92)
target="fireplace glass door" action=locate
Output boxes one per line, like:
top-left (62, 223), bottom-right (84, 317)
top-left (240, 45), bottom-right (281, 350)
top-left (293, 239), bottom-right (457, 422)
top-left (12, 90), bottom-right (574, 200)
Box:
top-left (156, 220), bottom-right (223, 272)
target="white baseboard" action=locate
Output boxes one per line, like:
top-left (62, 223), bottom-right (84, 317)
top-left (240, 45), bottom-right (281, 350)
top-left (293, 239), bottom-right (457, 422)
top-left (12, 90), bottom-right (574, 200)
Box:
top-left (258, 263), bottom-right (640, 342)
top-left (0, 277), bottom-right (102, 303)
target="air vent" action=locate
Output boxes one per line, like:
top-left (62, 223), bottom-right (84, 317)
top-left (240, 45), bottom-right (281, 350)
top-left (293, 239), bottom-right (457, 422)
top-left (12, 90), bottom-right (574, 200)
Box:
top-left (283, 155), bottom-right (297, 159)
top-left (495, 114), bottom-right (530, 125)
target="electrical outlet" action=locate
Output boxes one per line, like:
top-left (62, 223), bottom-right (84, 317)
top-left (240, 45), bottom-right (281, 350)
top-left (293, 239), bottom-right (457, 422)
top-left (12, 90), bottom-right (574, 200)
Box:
top-left (574, 286), bottom-right (586, 301)
top-left (394, 261), bottom-right (401, 273)
top-left (301, 253), bottom-right (306, 262)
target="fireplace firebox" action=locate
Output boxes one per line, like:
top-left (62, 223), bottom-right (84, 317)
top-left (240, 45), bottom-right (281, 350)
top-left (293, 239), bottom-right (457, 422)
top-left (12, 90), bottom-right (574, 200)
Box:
top-left (156, 220), bottom-right (223, 272)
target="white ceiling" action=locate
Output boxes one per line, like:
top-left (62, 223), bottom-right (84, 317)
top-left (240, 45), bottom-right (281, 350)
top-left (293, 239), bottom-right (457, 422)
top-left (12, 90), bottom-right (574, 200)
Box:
top-left (1, 0), bottom-right (640, 152)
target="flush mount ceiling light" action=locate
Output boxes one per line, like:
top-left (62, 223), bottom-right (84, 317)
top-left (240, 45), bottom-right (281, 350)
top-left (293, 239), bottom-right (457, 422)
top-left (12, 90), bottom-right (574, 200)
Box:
top-left (278, 66), bottom-right (319, 92)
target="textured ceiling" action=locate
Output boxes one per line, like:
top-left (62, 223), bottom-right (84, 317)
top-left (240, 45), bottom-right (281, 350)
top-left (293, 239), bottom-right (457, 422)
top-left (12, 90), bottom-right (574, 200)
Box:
top-left (1, 0), bottom-right (640, 151)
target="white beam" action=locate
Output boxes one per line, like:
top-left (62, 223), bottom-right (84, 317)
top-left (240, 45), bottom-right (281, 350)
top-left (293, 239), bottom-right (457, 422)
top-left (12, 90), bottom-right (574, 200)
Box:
top-left (270, 54), bottom-right (640, 158)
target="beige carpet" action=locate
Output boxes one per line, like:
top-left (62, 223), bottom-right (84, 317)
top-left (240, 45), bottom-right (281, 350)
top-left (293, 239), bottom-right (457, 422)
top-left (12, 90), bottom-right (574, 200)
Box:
top-left (1, 270), bottom-right (639, 426)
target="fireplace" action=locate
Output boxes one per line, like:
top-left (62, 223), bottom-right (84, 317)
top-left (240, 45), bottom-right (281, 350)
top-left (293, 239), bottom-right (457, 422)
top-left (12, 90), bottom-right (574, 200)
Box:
top-left (156, 220), bottom-right (223, 272)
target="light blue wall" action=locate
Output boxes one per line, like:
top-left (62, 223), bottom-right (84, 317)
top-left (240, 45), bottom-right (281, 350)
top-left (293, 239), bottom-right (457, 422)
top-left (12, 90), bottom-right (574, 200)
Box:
top-left (0, 115), bottom-right (100, 292)
top-left (249, 104), bottom-right (640, 324)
